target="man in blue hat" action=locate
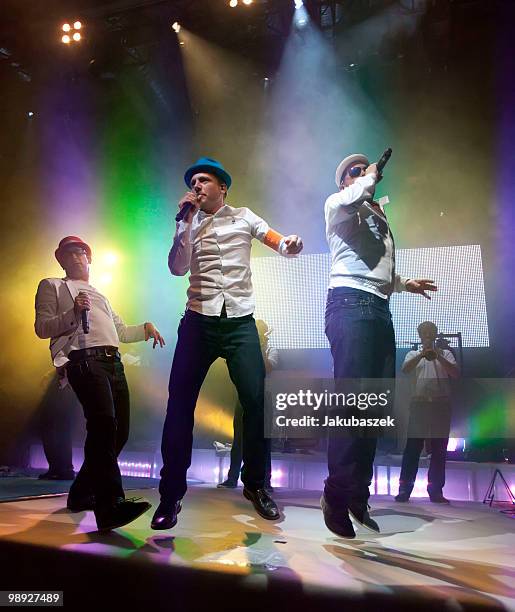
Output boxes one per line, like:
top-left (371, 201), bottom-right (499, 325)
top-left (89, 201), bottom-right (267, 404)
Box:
top-left (152, 158), bottom-right (303, 529)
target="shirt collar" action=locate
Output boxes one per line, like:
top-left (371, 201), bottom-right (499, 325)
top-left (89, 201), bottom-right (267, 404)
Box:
top-left (197, 204), bottom-right (232, 220)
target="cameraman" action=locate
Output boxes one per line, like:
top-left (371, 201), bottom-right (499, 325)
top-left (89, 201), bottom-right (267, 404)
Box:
top-left (395, 321), bottom-right (459, 503)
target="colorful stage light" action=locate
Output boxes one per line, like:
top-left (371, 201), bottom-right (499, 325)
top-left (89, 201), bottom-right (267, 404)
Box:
top-left (61, 35), bottom-right (71, 44)
top-left (62, 23), bottom-right (71, 32)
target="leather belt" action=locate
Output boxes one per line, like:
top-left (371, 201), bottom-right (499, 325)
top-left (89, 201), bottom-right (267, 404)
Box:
top-left (68, 346), bottom-right (121, 362)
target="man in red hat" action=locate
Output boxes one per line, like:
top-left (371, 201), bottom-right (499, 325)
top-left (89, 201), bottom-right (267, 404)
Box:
top-left (151, 158), bottom-right (303, 530)
top-left (35, 236), bottom-right (165, 531)
top-left (322, 154), bottom-right (438, 539)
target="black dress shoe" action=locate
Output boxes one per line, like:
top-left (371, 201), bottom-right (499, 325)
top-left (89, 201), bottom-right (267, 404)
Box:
top-left (320, 494), bottom-right (355, 539)
top-left (243, 488), bottom-right (280, 520)
top-left (217, 480), bottom-right (238, 489)
top-left (394, 491), bottom-right (411, 502)
top-left (95, 499), bottom-right (151, 532)
top-left (348, 501), bottom-right (380, 533)
top-left (67, 494), bottom-right (96, 512)
top-left (150, 501), bottom-right (182, 530)
top-left (39, 470), bottom-right (75, 481)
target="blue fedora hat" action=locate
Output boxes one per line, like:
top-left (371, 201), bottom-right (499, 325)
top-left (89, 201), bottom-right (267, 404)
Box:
top-left (184, 157), bottom-right (232, 189)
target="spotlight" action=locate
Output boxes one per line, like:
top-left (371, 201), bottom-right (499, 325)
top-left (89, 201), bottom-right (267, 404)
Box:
top-left (62, 23), bottom-right (71, 32)
top-left (172, 21), bottom-right (181, 33)
top-left (27, 111), bottom-right (34, 118)
top-left (229, 0), bottom-right (238, 7)
top-left (242, 0), bottom-right (253, 4)
top-left (73, 21), bottom-right (82, 30)
top-left (72, 32), bottom-right (81, 41)
top-left (294, 0), bottom-right (303, 8)
top-left (61, 35), bottom-right (71, 44)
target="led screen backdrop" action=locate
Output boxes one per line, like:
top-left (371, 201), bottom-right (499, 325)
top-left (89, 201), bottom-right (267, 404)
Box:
top-left (251, 245), bottom-right (489, 349)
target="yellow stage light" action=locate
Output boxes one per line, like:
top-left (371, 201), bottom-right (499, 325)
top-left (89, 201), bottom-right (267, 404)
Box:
top-left (243, 0), bottom-right (253, 4)
top-left (72, 32), bottom-right (81, 41)
top-left (172, 21), bottom-right (181, 33)
top-left (229, 0), bottom-right (238, 7)
top-left (73, 21), bottom-right (82, 30)
top-left (62, 35), bottom-right (71, 44)
top-left (62, 23), bottom-right (71, 32)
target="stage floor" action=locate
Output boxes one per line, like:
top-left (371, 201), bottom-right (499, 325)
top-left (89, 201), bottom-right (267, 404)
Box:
top-left (1, 486), bottom-right (514, 610)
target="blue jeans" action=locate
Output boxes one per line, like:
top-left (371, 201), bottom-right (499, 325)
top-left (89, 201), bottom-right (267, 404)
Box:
top-left (324, 287), bottom-right (396, 506)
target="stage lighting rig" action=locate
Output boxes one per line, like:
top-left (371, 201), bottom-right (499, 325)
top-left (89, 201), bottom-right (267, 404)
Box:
top-left (60, 21), bottom-right (83, 44)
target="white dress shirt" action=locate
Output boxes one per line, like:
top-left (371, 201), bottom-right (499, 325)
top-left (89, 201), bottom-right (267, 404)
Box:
top-left (169, 204), bottom-right (290, 317)
top-left (325, 173), bottom-right (408, 298)
top-left (35, 277), bottom-right (145, 367)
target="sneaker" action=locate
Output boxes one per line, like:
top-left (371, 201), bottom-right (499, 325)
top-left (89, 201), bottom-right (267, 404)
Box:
top-left (394, 491), bottom-right (411, 503)
top-left (428, 492), bottom-right (450, 504)
top-left (320, 494), bottom-right (355, 539)
top-left (38, 470), bottom-right (75, 481)
top-left (217, 479), bottom-right (238, 489)
top-left (348, 501), bottom-right (380, 533)
top-left (213, 441), bottom-right (232, 452)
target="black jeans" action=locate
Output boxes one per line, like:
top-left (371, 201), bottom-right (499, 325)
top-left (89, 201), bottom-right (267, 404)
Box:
top-left (159, 309), bottom-right (266, 504)
top-left (324, 287), bottom-right (396, 506)
top-left (227, 401), bottom-right (272, 485)
top-left (399, 398), bottom-right (451, 494)
top-left (66, 356), bottom-right (130, 509)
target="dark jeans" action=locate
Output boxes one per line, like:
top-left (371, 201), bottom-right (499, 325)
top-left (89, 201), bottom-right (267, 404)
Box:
top-left (399, 399), bottom-right (451, 495)
top-left (227, 401), bottom-right (272, 485)
top-left (66, 356), bottom-right (130, 509)
top-left (324, 287), bottom-right (396, 506)
top-left (159, 309), bottom-right (267, 504)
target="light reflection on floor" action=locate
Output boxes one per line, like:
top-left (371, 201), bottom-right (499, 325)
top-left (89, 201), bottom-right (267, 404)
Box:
top-left (1, 485), bottom-right (514, 608)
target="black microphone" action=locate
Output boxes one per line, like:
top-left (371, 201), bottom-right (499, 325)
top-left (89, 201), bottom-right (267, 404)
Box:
top-left (175, 203), bottom-right (194, 223)
top-left (175, 195), bottom-right (200, 223)
top-left (78, 291), bottom-right (89, 334)
top-left (376, 148), bottom-right (392, 173)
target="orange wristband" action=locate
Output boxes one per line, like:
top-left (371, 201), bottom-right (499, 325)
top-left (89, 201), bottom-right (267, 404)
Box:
top-left (263, 229), bottom-right (284, 252)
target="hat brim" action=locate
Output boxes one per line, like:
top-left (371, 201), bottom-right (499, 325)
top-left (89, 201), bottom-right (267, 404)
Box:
top-left (335, 154), bottom-right (369, 187)
top-left (184, 164), bottom-right (232, 190)
top-left (55, 241), bottom-right (92, 261)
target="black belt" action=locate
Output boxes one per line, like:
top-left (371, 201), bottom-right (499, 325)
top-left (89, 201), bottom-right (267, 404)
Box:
top-left (68, 346), bottom-right (121, 362)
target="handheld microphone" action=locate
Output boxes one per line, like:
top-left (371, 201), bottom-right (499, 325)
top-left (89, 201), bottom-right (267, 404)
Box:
top-left (175, 203), bottom-right (194, 223)
top-left (78, 291), bottom-right (90, 334)
top-left (377, 148), bottom-right (392, 173)
top-left (175, 195), bottom-right (200, 223)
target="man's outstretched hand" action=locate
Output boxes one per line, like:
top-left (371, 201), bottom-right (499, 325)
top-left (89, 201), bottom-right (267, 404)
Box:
top-left (405, 279), bottom-right (437, 300)
top-left (144, 322), bottom-right (166, 348)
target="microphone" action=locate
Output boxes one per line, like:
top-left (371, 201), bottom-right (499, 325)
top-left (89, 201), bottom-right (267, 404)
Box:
top-left (175, 203), bottom-right (193, 223)
top-left (376, 148), bottom-right (392, 174)
top-left (175, 195), bottom-right (200, 223)
top-left (78, 291), bottom-right (90, 334)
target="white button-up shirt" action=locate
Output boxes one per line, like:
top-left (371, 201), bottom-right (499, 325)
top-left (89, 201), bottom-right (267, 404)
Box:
top-left (169, 204), bottom-right (285, 317)
top-left (325, 173), bottom-right (408, 298)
